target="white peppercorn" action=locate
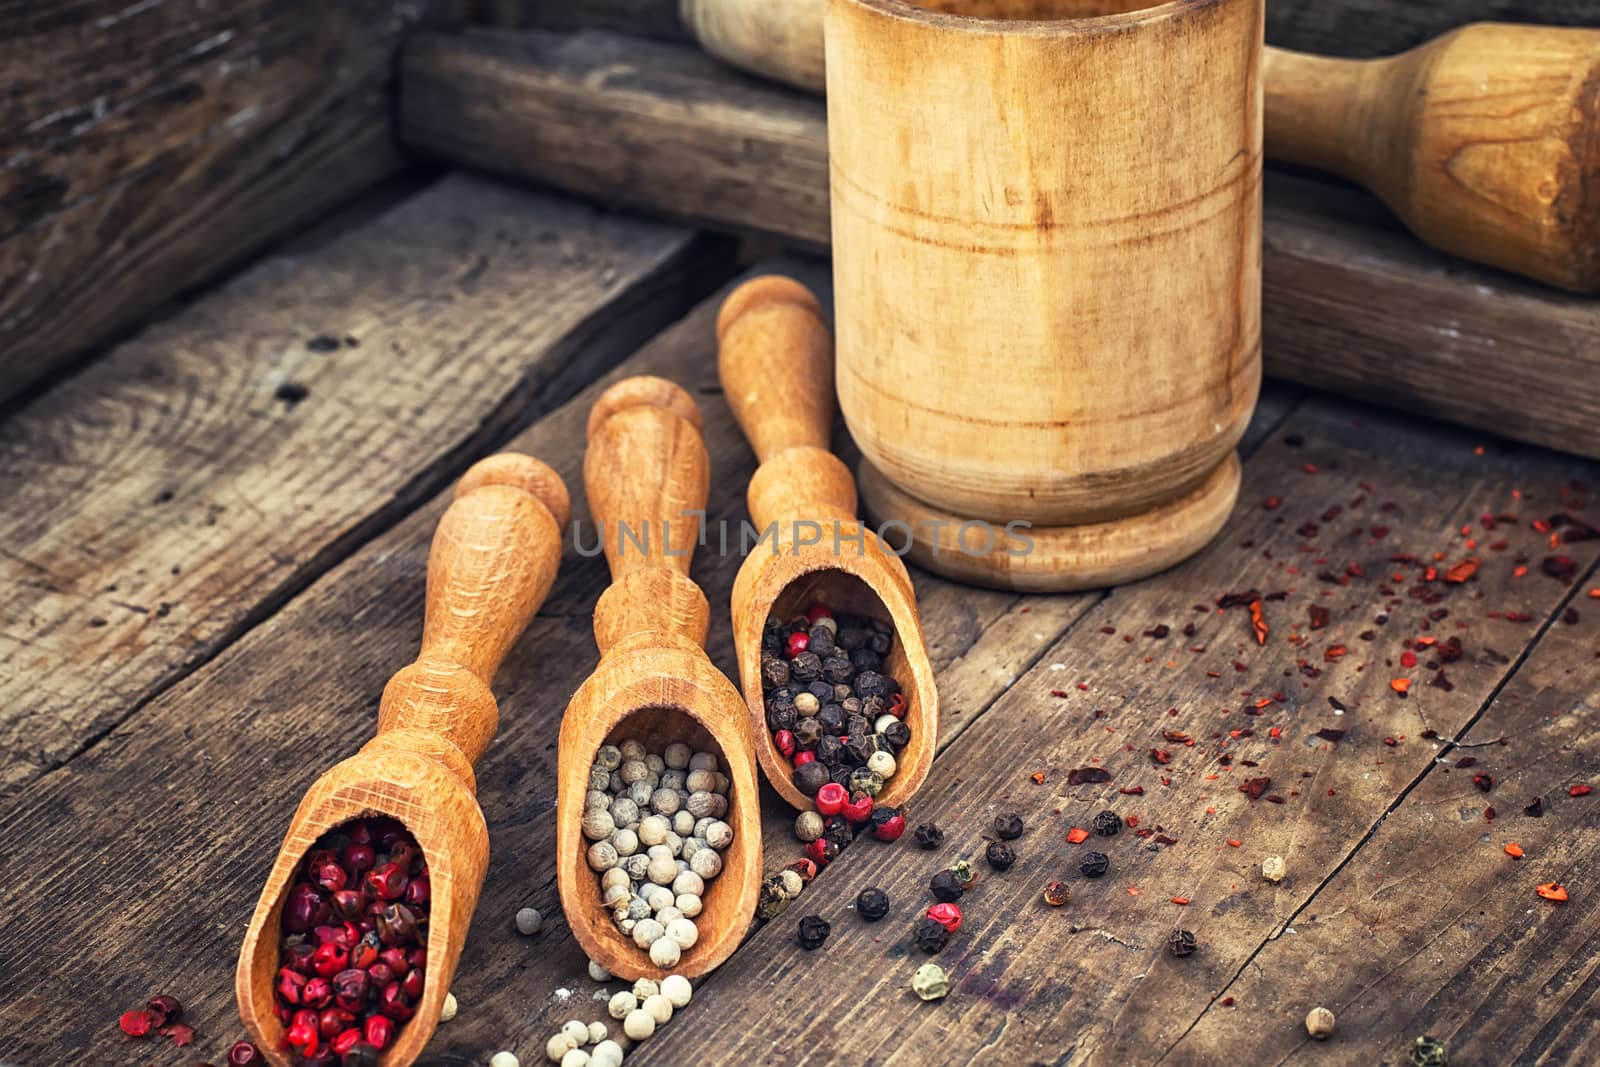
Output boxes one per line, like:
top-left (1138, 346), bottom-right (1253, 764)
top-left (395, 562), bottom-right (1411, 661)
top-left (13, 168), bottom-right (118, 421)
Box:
top-left (583, 809), bottom-right (617, 841)
top-left (647, 854), bottom-right (678, 885)
top-left (619, 739), bottom-right (646, 761)
top-left (587, 841), bottom-right (619, 872)
top-left (561, 1020), bottom-right (590, 1046)
top-left (618, 917), bottom-right (634, 934)
top-left (646, 843), bottom-right (673, 861)
top-left (656, 906), bottom-right (683, 925)
top-left (586, 789), bottom-right (612, 812)
top-left (596, 744), bottom-right (623, 771)
top-left (547, 1032), bottom-right (577, 1062)
top-left (680, 836), bottom-right (706, 863)
top-left (439, 991), bottom-right (458, 1022)
top-left (685, 791), bottom-right (716, 819)
top-left (665, 918), bottom-right (699, 949)
top-left (588, 960), bottom-right (613, 982)
top-left (643, 993), bottom-right (674, 1025)
top-left (712, 773), bottom-right (730, 794)
top-left (649, 937), bottom-right (681, 968)
top-left (644, 885), bottom-right (674, 912)
top-left (660, 770), bottom-right (687, 793)
top-left (690, 849), bottom-right (723, 880)
top-left (607, 991), bottom-right (636, 1020)
top-left (705, 794), bottom-right (728, 819)
top-left (608, 770), bottom-right (625, 793)
top-left (591, 1040), bottom-right (624, 1067)
top-left (867, 750), bottom-right (897, 779)
top-left (703, 820), bottom-right (734, 850)
top-left (1263, 855), bottom-right (1287, 883)
top-left (638, 816), bottom-right (669, 847)
top-left (672, 871), bottom-right (704, 897)
top-left (660, 974), bottom-right (692, 1008)
top-left (492, 1053), bottom-right (520, 1067)
top-left (645, 753), bottom-right (666, 775)
top-left (794, 691), bottom-right (820, 716)
top-left (623, 897), bottom-right (650, 921)
top-left (609, 828), bottom-right (639, 857)
top-left (627, 780), bottom-right (653, 807)
top-left (631, 918), bottom-right (664, 949)
top-left (1306, 1006), bottom-right (1335, 1040)
top-left (632, 978), bottom-right (659, 1001)
top-left (623, 854), bottom-right (650, 881)
top-left (664, 831), bottom-right (684, 857)
top-left (602, 868), bottom-right (630, 892)
top-left (675, 892), bottom-right (702, 917)
top-left (623, 1008), bottom-right (655, 1041)
top-left (777, 869), bottom-right (804, 898)
top-left (689, 751), bottom-right (718, 772)
top-left (664, 741), bottom-right (691, 769)
top-left (685, 769), bottom-right (717, 794)
top-left (603, 884), bottom-right (630, 907)
top-left (671, 810), bottom-right (696, 836)
top-left (675, 858), bottom-right (690, 875)
top-left (794, 811), bottom-right (824, 842)
top-left (589, 765), bottom-right (612, 791)
top-left (561, 1050), bottom-right (590, 1067)
top-left (692, 817), bottom-right (713, 837)
top-left (609, 797), bottom-right (640, 827)
top-left (516, 907), bottom-right (543, 935)
top-left (587, 1021), bottom-right (607, 1044)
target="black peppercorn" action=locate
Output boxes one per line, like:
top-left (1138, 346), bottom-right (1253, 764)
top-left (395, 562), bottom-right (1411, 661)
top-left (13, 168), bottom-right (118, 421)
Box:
top-left (846, 713), bottom-right (872, 738)
top-left (882, 721), bottom-right (912, 749)
top-left (823, 655), bottom-right (854, 684)
top-left (849, 648), bottom-right (881, 674)
top-left (823, 820), bottom-right (854, 850)
top-left (1167, 929), bottom-right (1197, 957)
top-left (860, 694), bottom-right (886, 719)
top-left (841, 695), bottom-right (863, 716)
top-left (856, 887), bottom-right (891, 921)
top-left (844, 735), bottom-right (876, 766)
top-left (836, 625), bottom-right (866, 651)
top-left (868, 805), bottom-right (902, 835)
top-left (794, 717), bottom-right (825, 749)
top-left (854, 670), bottom-right (890, 699)
top-left (808, 625), bottom-right (836, 657)
top-left (1092, 811), bottom-right (1122, 837)
top-left (993, 812), bottom-right (1024, 840)
top-left (790, 651), bottom-right (823, 681)
top-left (912, 917), bottom-right (950, 954)
top-left (797, 914), bottom-right (831, 950)
top-left (1080, 851), bottom-right (1110, 878)
top-left (761, 656), bottom-right (790, 688)
top-left (985, 841), bottom-right (1016, 871)
top-left (767, 703), bottom-right (797, 732)
top-left (815, 734), bottom-right (846, 767)
top-left (930, 870), bottom-right (964, 902)
top-left (808, 680), bottom-right (835, 702)
top-left (794, 760), bottom-right (830, 796)
top-left (342, 1045), bottom-right (381, 1067)
top-left (829, 764), bottom-right (855, 788)
top-left (913, 823), bottom-right (945, 850)
top-left (818, 704), bottom-right (846, 736)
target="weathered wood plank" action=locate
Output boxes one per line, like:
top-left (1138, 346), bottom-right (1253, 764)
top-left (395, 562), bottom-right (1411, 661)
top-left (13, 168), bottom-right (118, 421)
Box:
top-left (0, 0), bottom-right (466, 406)
top-left (398, 28), bottom-right (1600, 461)
top-left (1267, 1), bottom-right (1600, 58)
top-left (639, 402), bottom-right (1600, 1065)
top-left (1169, 567), bottom-right (1600, 1064)
top-left (0, 173), bottom-right (724, 794)
top-left (480, 0), bottom-right (690, 40)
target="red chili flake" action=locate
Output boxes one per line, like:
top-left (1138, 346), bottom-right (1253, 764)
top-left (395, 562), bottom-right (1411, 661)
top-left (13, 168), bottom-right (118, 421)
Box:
top-left (1384, 737), bottom-right (1398, 746)
top-left (1269, 726), bottom-right (1281, 739)
top-left (1162, 730), bottom-right (1193, 744)
top-left (1226, 838), bottom-right (1242, 848)
top-left (1296, 521), bottom-right (1320, 539)
top-left (1263, 496), bottom-right (1282, 510)
top-left (1171, 897), bottom-right (1191, 905)
top-left (1239, 777), bottom-right (1272, 800)
top-left (1150, 748), bottom-right (1172, 765)
top-left (1504, 611), bottom-right (1535, 623)
top-left (1155, 834), bottom-right (1180, 846)
top-left (1537, 883), bottom-right (1570, 902)
top-left (1119, 785), bottom-right (1145, 796)
top-left (1050, 688), bottom-right (1071, 698)
top-left (1444, 558), bottom-right (1481, 583)
top-left (1390, 677), bottom-right (1411, 695)
top-left (160, 1024), bottom-right (196, 1049)
top-left (1249, 600), bottom-right (1269, 645)
top-left (1314, 728), bottom-right (1346, 743)
top-left (1125, 815), bottom-right (1141, 828)
top-left (1265, 795), bottom-right (1287, 804)
top-left (1324, 645), bottom-right (1347, 662)
top-left (1400, 651), bottom-right (1418, 668)
top-left (1512, 565), bottom-right (1529, 578)
top-left (1031, 771), bottom-right (1046, 785)
top-left (1307, 604), bottom-right (1330, 631)
top-left (1437, 637), bottom-right (1464, 663)
top-left (1144, 624), bottom-right (1171, 638)
top-left (1570, 785), bottom-right (1593, 797)
top-left (1221, 996), bottom-right (1235, 1007)
top-left (1455, 756), bottom-right (1477, 768)
top-left (1302, 463), bottom-right (1318, 474)
top-left (1472, 774), bottom-right (1494, 793)
top-left (1372, 524), bottom-right (1391, 539)
top-left (1525, 797), bottom-right (1546, 817)
top-left (1484, 806), bottom-right (1496, 821)
top-left (1504, 842), bottom-right (1524, 859)
top-left (1066, 827), bottom-right (1090, 844)
top-left (1068, 767), bottom-right (1113, 785)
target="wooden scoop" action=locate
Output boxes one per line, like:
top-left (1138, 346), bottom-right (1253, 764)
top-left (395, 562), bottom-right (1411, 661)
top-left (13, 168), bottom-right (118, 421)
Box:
top-left (556, 375), bottom-right (761, 980)
top-left (236, 453), bottom-right (569, 1066)
top-left (717, 276), bottom-right (937, 812)
top-left (683, 3), bottom-right (1600, 292)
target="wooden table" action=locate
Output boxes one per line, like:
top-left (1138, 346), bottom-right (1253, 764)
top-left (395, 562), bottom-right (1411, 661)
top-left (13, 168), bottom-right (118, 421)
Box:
top-left (0, 171), bottom-right (1596, 1066)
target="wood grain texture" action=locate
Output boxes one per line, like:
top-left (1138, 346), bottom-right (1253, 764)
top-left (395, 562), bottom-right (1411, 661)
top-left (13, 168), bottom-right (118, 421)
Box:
top-left (0, 256), bottom-right (1310, 1065)
top-left (1266, 0), bottom-right (1600, 59)
top-left (718, 276), bottom-right (938, 810)
top-left (237, 453), bottom-right (568, 1067)
top-left (635, 400), bottom-right (1600, 1065)
top-left (479, 0), bottom-right (690, 40)
top-left (397, 29), bottom-right (1600, 461)
top-left (0, 173), bottom-right (721, 794)
top-left (0, 0), bottom-right (465, 406)
top-left (1169, 565), bottom-right (1600, 1065)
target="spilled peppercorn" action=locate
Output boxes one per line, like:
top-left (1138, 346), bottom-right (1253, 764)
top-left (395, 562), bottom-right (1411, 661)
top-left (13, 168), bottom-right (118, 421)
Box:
top-left (797, 914), bottom-right (831, 950)
top-left (856, 887), bottom-right (891, 921)
top-left (1079, 851), bottom-right (1110, 878)
top-left (913, 823), bottom-right (945, 850)
top-left (913, 917), bottom-right (950, 953)
top-left (992, 812), bottom-right (1024, 840)
top-left (1167, 929), bottom-right (1198, 957)
top-left (985, 841), bottom-right (1016, 871)
top-left (1092, 811), bottom-right (1122, 837)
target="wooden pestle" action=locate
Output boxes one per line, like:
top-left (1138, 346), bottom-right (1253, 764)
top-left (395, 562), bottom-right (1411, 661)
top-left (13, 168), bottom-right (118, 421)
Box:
top-left (682, 4), bottom-right (1600, 292)
top-left (718, 276), bottom-right (938, 811)
top-left (237, 452), bottom-right (569, 1067)
top-left (556, 375), bottom-right (761, 980)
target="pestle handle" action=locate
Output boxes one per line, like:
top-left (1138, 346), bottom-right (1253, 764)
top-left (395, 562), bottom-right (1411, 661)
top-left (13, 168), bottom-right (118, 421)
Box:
top-left (585, 376), bottom-right (714, 651)
top-left (374, 453), bottom-right (568, 771)
top-left (717, 276), bottom-right (858, 531)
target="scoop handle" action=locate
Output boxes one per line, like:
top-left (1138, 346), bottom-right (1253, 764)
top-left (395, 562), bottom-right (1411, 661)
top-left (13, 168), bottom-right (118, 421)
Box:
top-left (585, 376), bottom-right (714, 652)
top-left (717, 276), bottom-right (857, 530)
top-left (373, 453), bottom-right (569, 774)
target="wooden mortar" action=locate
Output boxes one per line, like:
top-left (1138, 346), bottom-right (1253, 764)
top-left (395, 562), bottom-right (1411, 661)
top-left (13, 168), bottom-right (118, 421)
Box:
top-left (237, 452), bottom-right (569, 1067)
top-left (717, 275), bottom-right (937, 811)
top-left (556, 375), bottom-right (762, 980)
top-left (685, 3), bottom-right (1600, 294)
top-left (825, 0), bottom-right (1262, 591)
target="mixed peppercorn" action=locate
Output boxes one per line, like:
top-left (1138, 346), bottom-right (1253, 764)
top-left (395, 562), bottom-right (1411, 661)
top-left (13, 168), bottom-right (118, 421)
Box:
top-left (761, 606), bottom-right (909, 803)
top-left (272, 817), bottom-right (430, 1065)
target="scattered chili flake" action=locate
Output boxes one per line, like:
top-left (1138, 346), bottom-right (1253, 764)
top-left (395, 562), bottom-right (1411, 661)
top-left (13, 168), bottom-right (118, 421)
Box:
top-left (1536, 883), bottom-right (1569, 902)
top-left (1171, 897), bottom-right (1191, 905)
top-left (1163, 731), bottom-right (1193, 744)
top-left (1314, 728), bottom-right (1346, 743)
top-left (1221, 997), bottom-right (1235, 1007)
top-left (1444, 558), bottom-right (1481, 583)
top-left (1541, 555), bottom-right (1578, 584)
top-left (1302, 463), bottom-right (1318, 474)
top-left (1249, 599), bottom-right (1268, 645)
top-left (1050, 688), bottom-right (1071, 698)
top-left (1119, 785), bottom-right (1145, 796)
top-left (1384, 737), bottom-right (1398, 746)
top-left (1504, 843), bottom-right (1524, 859)
top-left (1400, 651), bottom-right (1417, 668)
top-left (1570, 785), bottom-right (1593, 797)
top-left (1390, 677), bottom-right (1411, 695)
top-left (1263, 496), bottom-right (1282, 510)
top-left (160, 1024), bottom-right (195, 1049)
top-left (1324, 645), bottom-right (1347, 662)
top-left (1226, 838), bottom-right (1242, 848)
top-left (1066, 827), bottom-right (1090, 844)
top-left (1240, 777), bottom-right (1272, 800)
top-left (1150, 748), bottom-right (1172, 765)
top-left (1485, 806), bottom-right (1496, 821)
top-left (1068, 767), bottom-right (1113, 786)
top-left (1473, 774), bottom-right (1494, 793)
top-left (1307, 604), bottom-right (1330, 630)
top-left (1031, 771), bottom-right (1046, 785)
top-left (1144, 624), bottom-right (1171, 639)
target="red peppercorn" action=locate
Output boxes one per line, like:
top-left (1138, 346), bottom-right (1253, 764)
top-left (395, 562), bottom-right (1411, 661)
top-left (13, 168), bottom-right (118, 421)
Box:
top-left (364, 1014), bottom-right (393, 1050)
top-left (378, 947), bottom-right (409, 973)
top-left (311, 858), bottom-right (348, 893)
top-left (332, 969), bottom-right (370, 1011)
top-left (786, 857), bottom-right (818, 882)
top-left (301, 977), bottom-right (334, 1010)
top-left (805, 837), bottom-right (837, 867)
top-left (331, 889), bottom-right (367, 920)
top-left (274, 1003), bottom-right (293, 1027)
top-left (805, 604), bottom-right (833, 624)
top-left (786, 632), bottom-right (810, 657)
top-left (283, 941), bottom-right (316, 973)
top-left (347, 822), bottom-right (373, 845)
top-left (888, 693), bottom-right (907, 718)
top-left (793, 750), bottom-right (816, 766)
top-left (285, 884), bottom-right (328, 933)
top-left (815, 782), bottom-right (847, 816)
top-left (926, 902), bottom-right (962, 932)
top-left (841, 792), bottom-right (874, 824)
top-left (118, 1010), bottom-right (153, 1038)
top-left (350, 931), bottom-right (381, 970)
top-left (366, 962), bottom-right (395, 988)
top-left (310, 942), bottom-right (349, 977)
top-left (872, 811), bottom-right (906, 842)
top-left (401, 967), bottom-right (425, 1002)
top-left (286, 1011), bottom-right (320, 1055)
top-left (404, 874), bottom-right (430, 907)
top-left (379, 981), bottom-right (415, 1021)
top-left (332, 1028), bottom-right (364, 1057)
top-left (276, 967), bottom-right (307, 1006)
top-left (340, 842), bottom-right (376, 875)
top-left (319, 1007), bottom-right (357, 1038)
top-left (774, 729), bottom-right (797, 758)
top-left (226, 1040), bottom-right (264, 1066)
top-left (365, 863), bottom-right (409, 901)
top-left (145, 995), bottom-right (182, 1028)
top-left (406, 947), bottom-right (427, 970)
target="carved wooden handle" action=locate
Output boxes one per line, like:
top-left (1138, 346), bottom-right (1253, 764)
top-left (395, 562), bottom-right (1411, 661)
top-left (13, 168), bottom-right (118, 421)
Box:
top-left (718, 276), bottom-right (856, 530)
top-left (373, 453), bottom-right (568, 776)
top-left (585, 376), bottom-right (713, 651)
